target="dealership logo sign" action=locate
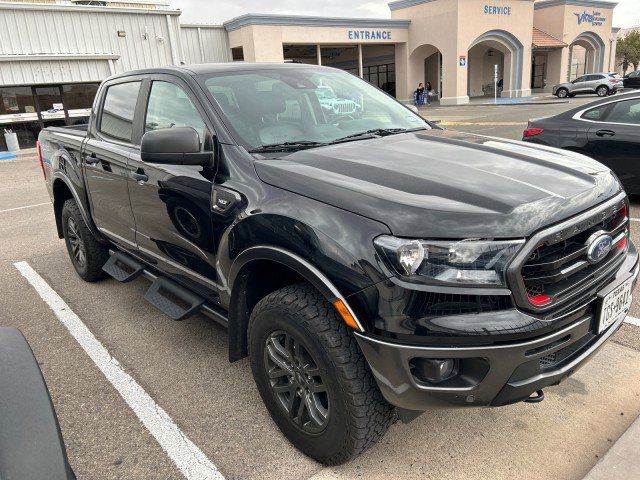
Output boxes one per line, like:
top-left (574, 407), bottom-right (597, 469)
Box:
top-left (575, 11), bottom-right (605, 27)
top-left (348, 30), bottom-right (392, 40)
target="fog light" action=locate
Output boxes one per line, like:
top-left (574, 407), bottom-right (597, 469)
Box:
top-left (411, 358), bottom-right (459, 384)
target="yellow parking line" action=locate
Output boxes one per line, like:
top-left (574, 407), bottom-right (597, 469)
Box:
top-left (438, 122), bottom-right (528, 126)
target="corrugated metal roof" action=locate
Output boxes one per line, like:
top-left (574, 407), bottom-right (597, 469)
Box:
top-left (532, 27), bottom-right (567, 48)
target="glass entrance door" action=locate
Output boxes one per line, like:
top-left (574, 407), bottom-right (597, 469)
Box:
top-left (33, 86), bottom-right (68, 128)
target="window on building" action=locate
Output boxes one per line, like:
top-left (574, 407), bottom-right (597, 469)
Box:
top-left (144, 81), bottom-right (206, 145)
top-left (604, 99), bottom-right (640, 125)
top-left (99, 81), bottom-right (141, 142)
top-left (62, 83), bottom-right (100, 111)
top-left (0, 87), bottom-right (36, 116)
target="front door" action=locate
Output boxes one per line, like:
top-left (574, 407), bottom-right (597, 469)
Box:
top-left (84, 80), bottom-right (143, 249)
top-left (127, 76), bottom-right (219, 296)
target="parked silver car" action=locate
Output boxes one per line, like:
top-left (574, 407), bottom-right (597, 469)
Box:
top-left (553, 73), bottom-right (622, 98)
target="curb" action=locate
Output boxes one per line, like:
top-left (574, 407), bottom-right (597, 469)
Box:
top-left (420, 99), bottom-right (568, 109)
top-left (582, 414), bottom-right (640, 480)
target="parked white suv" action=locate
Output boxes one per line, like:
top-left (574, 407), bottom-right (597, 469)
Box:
top-left (553, 73), bottom-right (622, 98)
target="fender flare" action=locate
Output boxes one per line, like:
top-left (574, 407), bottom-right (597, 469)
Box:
top-left (227, 245), bottom-right (365, 361)
top-left (51, 171), bottom-right (104, 241)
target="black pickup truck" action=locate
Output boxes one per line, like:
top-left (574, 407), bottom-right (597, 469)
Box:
top-left (38, 63), bottom-right (639, 465)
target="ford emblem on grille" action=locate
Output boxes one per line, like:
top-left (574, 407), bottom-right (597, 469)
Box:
top-left (586, 231), bottom-right (613, 264)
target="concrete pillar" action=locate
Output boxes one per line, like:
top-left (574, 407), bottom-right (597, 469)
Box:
top-left (358, 44), bottom-right (363, 78)
top-left (395, 43), bottom-right (409, 101)
top-left (317, 44), bottom-right (321, 66)
top-left (440, 52), bottom-right (469, 105)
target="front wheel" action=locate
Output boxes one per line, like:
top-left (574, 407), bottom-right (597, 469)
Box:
top-left (596, 85), bottom-right (609, 97)
top-left (248, 283), bottom-right (394, 465)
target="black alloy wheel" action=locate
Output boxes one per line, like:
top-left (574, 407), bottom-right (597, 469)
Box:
top-left (66, 216), bottom-right (86, 268)
top-left (264, 330), bottom-right (329, 434)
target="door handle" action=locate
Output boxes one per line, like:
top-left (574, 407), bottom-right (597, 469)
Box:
top-left (85, 152), bottom-right (99, 166)
top-left (130, 171), bottom-right (148, 184)
top-left (595, 129), bottom-right (615, 137)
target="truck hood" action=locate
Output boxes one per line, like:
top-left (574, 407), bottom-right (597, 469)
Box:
top-left (254, 129), bottom-right (621, 238)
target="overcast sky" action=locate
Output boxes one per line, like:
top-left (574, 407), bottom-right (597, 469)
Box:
top-left (174, 0), bottom-right (640, 29)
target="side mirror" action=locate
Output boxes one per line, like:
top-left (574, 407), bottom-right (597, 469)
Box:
top-left (141, 127), bottom-right (212, 165)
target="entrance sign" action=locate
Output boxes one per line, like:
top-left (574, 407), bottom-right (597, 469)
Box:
top-left (348, 30), bottom-right (392, 40)
top-left (459, 55), bottom-right (466, 67)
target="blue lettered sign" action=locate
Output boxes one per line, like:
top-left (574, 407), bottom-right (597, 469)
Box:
top-left (483, 5), bottom-right (511, 15)
top-left (575, 11), bottom-right (606, 27)
top-left (348, 30), bottom-right (392, 40)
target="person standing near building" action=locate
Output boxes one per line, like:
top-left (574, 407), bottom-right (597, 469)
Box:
top-left (425, 81), bottom-right (433, 104)
top-left (415, 82), bottom-right (425, 106)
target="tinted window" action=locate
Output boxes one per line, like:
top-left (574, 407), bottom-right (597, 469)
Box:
top-left (582, 105), bottom-right (610, 121)
top-left (100, 82), bottom-right (141, 141)
top-left (144, 81), bottom-right (206, 144)
top-left (604, 99), bottom-right (640, 125)
top-left (574, 76), bottom-right (587, 83)
top-left (586, 75), bottom-right (603, 81)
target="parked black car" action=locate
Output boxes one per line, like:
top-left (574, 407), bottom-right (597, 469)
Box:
top-left (523, 91), bottom-right (640, 194)
top-left (623, 70), bottom-right (640, 89)
top-left (38, 63), bottom-right (639, 465)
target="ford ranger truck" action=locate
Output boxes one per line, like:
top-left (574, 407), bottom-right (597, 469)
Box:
top-left (37, 63), bottom-right (639, 465)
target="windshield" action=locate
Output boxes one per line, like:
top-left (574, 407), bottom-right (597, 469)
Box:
top-left (201, 67), bottom-right (429, 151)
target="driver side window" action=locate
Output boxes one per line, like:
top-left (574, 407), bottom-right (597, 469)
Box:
top-left (574, 76), bottom-right (587, 83)
top-left (145, 81), bottom-right (206, 146)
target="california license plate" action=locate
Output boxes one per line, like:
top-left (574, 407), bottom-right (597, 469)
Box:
top-left (598, 278), bottom-right (633, 334)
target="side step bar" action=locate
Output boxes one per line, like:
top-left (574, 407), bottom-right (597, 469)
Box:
top-left (144, 277), bottom-right (204, 321)
top-left (102, 251), bottom-right (144, 282)
top-left (104, 250), bottom-right (228, 327)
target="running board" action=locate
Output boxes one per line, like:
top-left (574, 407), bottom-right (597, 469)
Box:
top-left (144, 277), bottom-right (205, 321)
top-left (102, 251), bottom-right (144, 282)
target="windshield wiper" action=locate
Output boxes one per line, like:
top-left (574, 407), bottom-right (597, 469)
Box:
top-left (329, 127), bottom-right (425, 144)
top-left (249, 141), bottom-right (327, 153)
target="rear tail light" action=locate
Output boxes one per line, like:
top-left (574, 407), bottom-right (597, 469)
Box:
top-left (37, 140), bottom-right (46, 179)
top-left (609, 79), bottom-right (618, 83)
top-left (523, 127), bottom-right (544, 138)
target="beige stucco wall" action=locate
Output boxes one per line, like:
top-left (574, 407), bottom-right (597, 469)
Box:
top-left (534, 3), bottom-right (617, 88)
top-left (393, 0), bottom-right (533, 104)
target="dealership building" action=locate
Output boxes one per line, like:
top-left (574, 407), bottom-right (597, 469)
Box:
top-left (0, 0), bottom-right (620, 149)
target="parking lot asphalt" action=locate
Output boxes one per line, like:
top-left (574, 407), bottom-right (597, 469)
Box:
top-left (1, 98), bottom-right (639, 480)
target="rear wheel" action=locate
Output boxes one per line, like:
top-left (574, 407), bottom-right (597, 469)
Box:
top-left (248, 283), bottom-right (394, 465)
top-left (596, 85), bottom-right (609, 97)
top-left (61, 199), bottom-right (109, 282)
top-left (556, 88), bottom-right (568, 98)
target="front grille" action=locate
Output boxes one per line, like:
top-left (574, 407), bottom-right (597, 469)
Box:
top-left (334, 101), bottom-right (357, 114)
top-left (518, 201), bottom-right (629, 313)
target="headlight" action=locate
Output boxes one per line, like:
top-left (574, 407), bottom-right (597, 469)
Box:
top-left (374, 236), bottom-right (524, 286)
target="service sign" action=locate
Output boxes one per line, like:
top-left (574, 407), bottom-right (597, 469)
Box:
top-left (483, 5), bottom-right (511, 15)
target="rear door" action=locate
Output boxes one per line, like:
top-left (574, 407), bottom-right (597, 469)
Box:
top-left (84, 78), bottom-right (144, 249)
top-left (584, 97), bottom-right (640, 193)
top-left (127, 74), bottom-right (220, 296)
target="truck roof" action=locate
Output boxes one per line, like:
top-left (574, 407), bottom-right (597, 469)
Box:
top-left (108, 62), bottom-right (322, 80)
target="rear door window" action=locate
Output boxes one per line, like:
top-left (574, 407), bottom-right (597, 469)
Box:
top-left (99, 82), bottom-right (142, 142)
top-left (581, 105), bottom-right (610, 121)
top-left (603, 99), bottom-right (640, 125)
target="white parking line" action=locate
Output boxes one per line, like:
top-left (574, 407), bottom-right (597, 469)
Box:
top-left (0, 201), bottom-right (51, 214)
top-left (625, 315), bottom-right (640, 328)
top-left (631, 218), bottom-right (640, 223)
top-left (13, 261), bottom-right (224, 480)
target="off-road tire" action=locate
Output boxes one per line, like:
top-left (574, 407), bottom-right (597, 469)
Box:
top-left (61, 199), bottom-right (109, 282)
top-left (248, 283), bottom-right (394, 465)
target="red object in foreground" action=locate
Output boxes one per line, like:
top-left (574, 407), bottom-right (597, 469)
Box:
top-left (37, 141), bottom-right (46, 180)
top-left (528, 293), bottom-right (552, 307)
top-left (616, 237), bottom-right (628, 251)
top-left (523, 127), bottom-right (544, 138)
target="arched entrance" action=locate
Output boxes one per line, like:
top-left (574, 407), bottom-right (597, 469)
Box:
top-left (467, 30), bottom-right (524, 98)
top-left (568, 31), bottom-right (605, 80)
top-left (408, 44), bottom-right (443, 101)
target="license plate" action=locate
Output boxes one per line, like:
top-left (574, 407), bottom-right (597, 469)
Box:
top-left (598, 278), bottom-right (633, 334)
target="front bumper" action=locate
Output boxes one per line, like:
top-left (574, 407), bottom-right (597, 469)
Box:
top-left (356, 244), bottom-right (639, 411)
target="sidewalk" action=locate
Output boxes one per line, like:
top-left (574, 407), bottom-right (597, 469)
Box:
top-left (582, 415), bottom-right (640, 480)
top-left (418, 93), bottom-right (567, 109)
